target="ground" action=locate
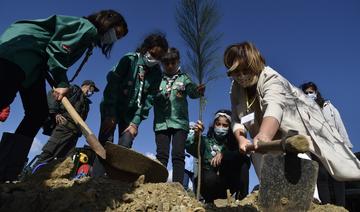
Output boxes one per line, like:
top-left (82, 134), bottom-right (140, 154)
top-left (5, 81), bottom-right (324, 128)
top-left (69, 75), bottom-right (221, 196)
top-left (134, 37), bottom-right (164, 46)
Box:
top-left (0, 158), bottom-right (348, 212)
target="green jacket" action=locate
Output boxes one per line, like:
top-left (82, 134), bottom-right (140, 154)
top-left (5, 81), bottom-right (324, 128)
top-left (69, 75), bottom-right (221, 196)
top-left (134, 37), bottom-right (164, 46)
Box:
top-left (185, 135), bottom-right (227, 170)
top-left (0, 15), bottom-right (98, 88)
top-left (153, 72), bottom-right (201, 132)
top-left (100, 52), bottom-right (162, 126)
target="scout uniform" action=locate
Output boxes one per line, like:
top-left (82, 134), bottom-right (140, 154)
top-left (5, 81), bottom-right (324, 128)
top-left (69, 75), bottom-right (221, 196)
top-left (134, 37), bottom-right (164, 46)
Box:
top-left (0, 15), bottom-right (98, 182)
top-left (100, 52), bottom-right (162, 146)
top-left (153, 71), bottom-right (202, 183)
top-left (153, 72), bottom-right (202, 132)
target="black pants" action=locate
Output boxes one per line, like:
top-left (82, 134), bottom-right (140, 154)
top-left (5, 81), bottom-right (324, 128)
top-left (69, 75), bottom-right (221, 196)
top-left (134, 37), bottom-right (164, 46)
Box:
top-left (36, 124), bottom-right (80, 164)
top-left (0, 58), bottom-right (49, 138)
top-left (155, 128), bottom-right (187, 184)
top-left (198, 153), bottom-right (250, 203)
top-left (98, 118), bottom-right (134, 148)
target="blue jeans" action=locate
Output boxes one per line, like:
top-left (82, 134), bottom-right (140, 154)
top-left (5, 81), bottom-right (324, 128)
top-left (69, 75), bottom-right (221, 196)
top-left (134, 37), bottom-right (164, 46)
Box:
top-left (183, 169), bottom-right (194, 190)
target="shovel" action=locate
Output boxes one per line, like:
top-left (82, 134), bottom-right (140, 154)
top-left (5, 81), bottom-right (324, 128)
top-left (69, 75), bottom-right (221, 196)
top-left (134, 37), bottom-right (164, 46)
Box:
top-left (45, 74), bottom-right (168, 183)
top-left (45, 73), bottom-right (106, 159)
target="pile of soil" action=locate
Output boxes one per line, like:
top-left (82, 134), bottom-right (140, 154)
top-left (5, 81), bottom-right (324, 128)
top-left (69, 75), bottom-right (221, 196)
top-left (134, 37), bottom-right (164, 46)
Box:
top-left (0, 158), bottom-right (348, 212)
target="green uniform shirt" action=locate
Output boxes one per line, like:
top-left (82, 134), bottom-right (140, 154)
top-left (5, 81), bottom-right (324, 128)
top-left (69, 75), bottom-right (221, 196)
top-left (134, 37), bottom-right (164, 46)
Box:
top-left (185, 135), bottom-right (227, 170)
top-left (153, 72), bottom-right (201, 132)
top-left (100, 52), bottom-right (162, 126)
top-left (0, 15), bottom-right (98, 88)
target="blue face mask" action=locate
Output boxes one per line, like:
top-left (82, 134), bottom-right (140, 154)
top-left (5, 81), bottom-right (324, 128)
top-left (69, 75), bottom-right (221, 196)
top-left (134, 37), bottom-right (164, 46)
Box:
top-left (307, 93), bottom-right (317, 100)
top-left (86, 91), bottom-right (93, 97)
top-left (214, 127), bottom-right (229, 140)
top-left (187, 129), bottom-right (195, 140)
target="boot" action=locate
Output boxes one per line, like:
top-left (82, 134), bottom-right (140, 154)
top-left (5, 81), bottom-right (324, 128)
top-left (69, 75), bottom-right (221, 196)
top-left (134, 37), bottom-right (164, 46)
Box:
top-left (0, 132), bottom-right (33, 182)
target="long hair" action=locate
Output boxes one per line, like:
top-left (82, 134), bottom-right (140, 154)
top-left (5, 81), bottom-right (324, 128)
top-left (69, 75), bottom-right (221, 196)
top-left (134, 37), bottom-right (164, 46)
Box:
top-left (206, 109), bottom-right (236, 144)
top-left (85, 9), bottom-right (128, 58)
top-left (136, 32), bottom-right (168, 55)
top-left (224, 41), bottom-right (265, 75)
top-left (300, 81), bottom-right (326, 108)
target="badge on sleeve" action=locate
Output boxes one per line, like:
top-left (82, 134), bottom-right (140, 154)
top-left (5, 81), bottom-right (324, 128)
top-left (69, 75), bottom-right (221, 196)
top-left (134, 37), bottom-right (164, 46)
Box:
top-left (62, 44), bottom-right (72, 53)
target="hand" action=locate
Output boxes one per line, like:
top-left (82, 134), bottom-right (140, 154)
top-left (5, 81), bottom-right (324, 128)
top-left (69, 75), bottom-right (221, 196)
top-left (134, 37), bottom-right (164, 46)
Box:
top-left (196, 84), bottom-right (206, 96)
top-left (239, 136), bottom-right (252, 154)
top-left (253, 132), bottom-right (272, 150)
top-left (194, 120), bottom-right (204, 135)
top-left (210, 152), bottom-right (223, 167)
top-left (55, 114), bottom-right (67, 125)
top-left (124, 123), bottom-right (138, 138)
top-left (52, 87), bottom-right (70, 101)
top-left (102, 117), bottom-right (117, 134)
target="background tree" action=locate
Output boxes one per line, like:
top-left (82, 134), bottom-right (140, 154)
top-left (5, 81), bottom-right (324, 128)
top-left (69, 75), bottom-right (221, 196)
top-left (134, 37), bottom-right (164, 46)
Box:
top-left (176, 0), bottom-right (222, 199)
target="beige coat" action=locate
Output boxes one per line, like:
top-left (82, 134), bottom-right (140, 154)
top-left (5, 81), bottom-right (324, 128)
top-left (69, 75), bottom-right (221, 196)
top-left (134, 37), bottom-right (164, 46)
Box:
top-left (230, 66), bottom-right (360, 181)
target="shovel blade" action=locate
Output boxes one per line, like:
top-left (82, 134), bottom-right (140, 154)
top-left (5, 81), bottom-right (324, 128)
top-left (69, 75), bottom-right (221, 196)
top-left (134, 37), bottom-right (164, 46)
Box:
top-left (86, 134), bottom-right (106, 159)
top-left (258, 154), bottom-right (319, 211)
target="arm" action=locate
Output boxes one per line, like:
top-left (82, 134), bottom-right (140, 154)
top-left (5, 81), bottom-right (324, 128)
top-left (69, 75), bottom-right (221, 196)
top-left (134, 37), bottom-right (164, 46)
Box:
top-left (253, 73), bottom-right (285, 148)
top-left (102, 56), bottom-right (132, 118)
top-left (184, 74), bottom-right (204, 99)
top-left (131, 70), bottom-right (162, 126)
top-left (46, 18), bottom-right (97, 88)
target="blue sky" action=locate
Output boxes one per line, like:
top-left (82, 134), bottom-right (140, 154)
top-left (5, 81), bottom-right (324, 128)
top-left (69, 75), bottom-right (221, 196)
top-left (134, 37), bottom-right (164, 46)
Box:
top-left (1, 0), bottom-right (360, 190)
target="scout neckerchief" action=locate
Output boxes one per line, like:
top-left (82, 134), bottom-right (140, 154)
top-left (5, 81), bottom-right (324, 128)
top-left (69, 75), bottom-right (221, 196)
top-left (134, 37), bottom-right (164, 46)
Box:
top-left (163, 68), bottom-right (180, 98)
top-left (136, 64), bottom-right (148, 108)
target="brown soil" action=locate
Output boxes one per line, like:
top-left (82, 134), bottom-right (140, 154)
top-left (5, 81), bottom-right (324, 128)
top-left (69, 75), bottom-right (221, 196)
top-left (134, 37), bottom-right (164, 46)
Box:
top-left (0, 157), bottom-right (348, 212)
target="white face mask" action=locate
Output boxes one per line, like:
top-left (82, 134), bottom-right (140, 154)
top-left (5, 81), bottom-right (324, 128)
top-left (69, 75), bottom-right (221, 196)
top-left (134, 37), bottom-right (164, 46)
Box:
top-left (143, 51), bottom-right (160, 67)
top-left (86, 90), bottom-right (93, 97)
top-left (101, 28), bottom-right (117, 45)
top-left (233, 74), bottom-right (259, 88)
top-left (307, 93), bottom-right (317, 100)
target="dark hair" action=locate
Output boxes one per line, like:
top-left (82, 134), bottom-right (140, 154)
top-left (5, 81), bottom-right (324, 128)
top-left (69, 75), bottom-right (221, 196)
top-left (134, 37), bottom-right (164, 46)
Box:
top-left (86, 9), bottom-right (128, 58)
top-left (162, 47), bottom-right (180, 62)
top-left (207, 109), bottom-right (235, 142)
top-left (300, 81), bottom-right (326, 108)
top-left (136, 32), bottom-right (169, 55)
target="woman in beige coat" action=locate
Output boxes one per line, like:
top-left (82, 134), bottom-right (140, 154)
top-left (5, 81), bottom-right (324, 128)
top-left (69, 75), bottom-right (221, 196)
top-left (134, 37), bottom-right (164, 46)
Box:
top-left (224, 41), bottom-right (360, 183)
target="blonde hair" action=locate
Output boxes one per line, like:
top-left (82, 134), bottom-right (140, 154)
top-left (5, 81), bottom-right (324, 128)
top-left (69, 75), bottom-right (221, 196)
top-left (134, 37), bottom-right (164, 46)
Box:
top-left (224, 41), bottom-right (265, 75)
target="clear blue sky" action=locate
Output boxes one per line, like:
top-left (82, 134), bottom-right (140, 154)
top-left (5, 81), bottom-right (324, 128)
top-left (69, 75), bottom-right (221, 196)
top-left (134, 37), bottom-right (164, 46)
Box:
top-left (1, 0), bottom-right (359, 190)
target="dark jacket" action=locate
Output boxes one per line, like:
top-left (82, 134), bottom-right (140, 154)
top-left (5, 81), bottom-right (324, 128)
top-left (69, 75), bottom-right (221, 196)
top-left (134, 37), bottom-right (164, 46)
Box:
top-left (42, 85), bottom-right (91, 135)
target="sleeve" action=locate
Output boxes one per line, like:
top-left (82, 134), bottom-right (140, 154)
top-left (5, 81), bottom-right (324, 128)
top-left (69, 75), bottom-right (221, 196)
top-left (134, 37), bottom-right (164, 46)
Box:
top-left (330, 104), bottom-right (353, 148)
top-left (102, 56), bottom-right (132, 117)
top-left (46, 19), bottom-right (97, 88)
top-left (131, 70), bottom-right (162, 126)
top-left (230, 81), bottom-right (246, 134)
top-left (184, 74), bottom-right (201, 99)
top-left (47, 90), bottom-right (61, 114)
top-left (260, 74), bottom-right (286, 124)
top-left (185, 135), bottom-right (205, 158)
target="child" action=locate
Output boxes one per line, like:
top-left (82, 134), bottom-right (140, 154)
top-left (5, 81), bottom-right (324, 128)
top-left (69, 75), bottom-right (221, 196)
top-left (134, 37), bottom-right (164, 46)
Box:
top-left (153, 48), bottom-right (205, 183)
top-left (99, 33), bottom-right (168, 148)
top-left (0, 10), bottom-right (128, 182)
top-left (186, 110), bottom-right (251, 203)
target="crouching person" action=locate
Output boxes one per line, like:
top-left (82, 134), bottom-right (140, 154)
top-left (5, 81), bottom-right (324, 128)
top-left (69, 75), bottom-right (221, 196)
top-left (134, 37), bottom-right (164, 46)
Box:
top-left (186, 110), bottom-right (251, 203)
top-left (34, 80), bottom-right (99, 167)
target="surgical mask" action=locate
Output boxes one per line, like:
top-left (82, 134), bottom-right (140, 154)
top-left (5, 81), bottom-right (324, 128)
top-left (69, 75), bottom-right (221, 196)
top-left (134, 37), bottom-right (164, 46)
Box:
top-left (214, 127), bottom-right (229, 140)
top-left (233, 74), bottom-right (259, 88)
top-left (86, 91), bottom-right (93, 97)
top-left (187, 129), bottom-right (195, 140)
top-left (307, 93), bottom-right (317, 100)
top-left (143, 51), bottom-right (160, 67)
top-left (101, 28), bottom-right (117, 45)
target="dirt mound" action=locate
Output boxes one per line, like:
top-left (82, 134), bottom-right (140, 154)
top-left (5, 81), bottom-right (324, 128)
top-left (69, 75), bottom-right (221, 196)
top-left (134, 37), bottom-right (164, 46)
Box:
top-left (0, 157), bottom-right (348, 212)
